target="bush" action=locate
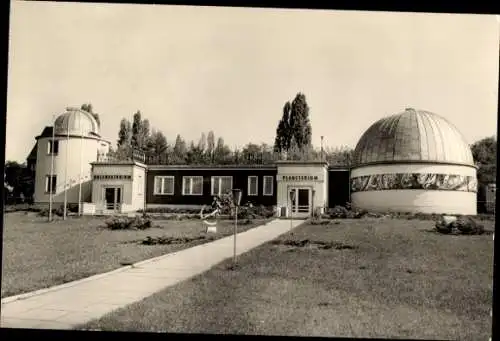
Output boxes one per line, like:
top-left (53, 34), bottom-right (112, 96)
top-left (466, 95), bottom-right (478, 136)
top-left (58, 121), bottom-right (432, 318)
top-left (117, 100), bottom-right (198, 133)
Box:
top-left (141, 207), bottom-right (200, 214)
top-left (104, 216), bottom-right (153, 230)
top-left (435, 215), bottom-right (485, 235)
top-left (451, 216), bottom-right (485, 235)
top-left (327, 206), bottom-right (367, 219)
top-left (38, 207), bottom-right (64, 217)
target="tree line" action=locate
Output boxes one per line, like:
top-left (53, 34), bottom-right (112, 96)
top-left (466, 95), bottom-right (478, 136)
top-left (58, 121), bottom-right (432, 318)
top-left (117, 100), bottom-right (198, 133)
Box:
top-left (109, 93), bottom-right (352, 166)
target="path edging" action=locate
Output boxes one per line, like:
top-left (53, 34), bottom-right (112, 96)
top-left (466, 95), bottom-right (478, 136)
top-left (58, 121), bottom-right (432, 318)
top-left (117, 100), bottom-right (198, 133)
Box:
top-left (1, 219), bottom-right (277, 305)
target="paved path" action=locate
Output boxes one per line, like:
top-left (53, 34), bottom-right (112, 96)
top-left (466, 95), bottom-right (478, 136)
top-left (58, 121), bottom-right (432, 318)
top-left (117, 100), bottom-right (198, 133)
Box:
top-left (1, 219), bottom-right (303, 330)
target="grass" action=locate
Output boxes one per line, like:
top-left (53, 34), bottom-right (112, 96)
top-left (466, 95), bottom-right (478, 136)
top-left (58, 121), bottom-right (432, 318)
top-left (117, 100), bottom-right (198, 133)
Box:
top-left (79, 217), bottom-right (494, 340)
top-left (1, 211), bottom-right (269, 298)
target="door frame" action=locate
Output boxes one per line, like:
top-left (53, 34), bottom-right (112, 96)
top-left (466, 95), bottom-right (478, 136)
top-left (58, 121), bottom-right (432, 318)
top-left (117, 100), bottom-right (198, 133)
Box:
top-left (288, 186), bottom-right (313, 218)
top-left (102, 185), bottom-right (123, 213)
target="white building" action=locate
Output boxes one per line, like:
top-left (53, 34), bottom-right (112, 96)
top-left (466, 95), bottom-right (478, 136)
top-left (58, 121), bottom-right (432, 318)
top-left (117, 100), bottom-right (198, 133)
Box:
top-left (350, 108), bottom-right (478, 215)
top-left (31, 108), bottom-right (111, 208)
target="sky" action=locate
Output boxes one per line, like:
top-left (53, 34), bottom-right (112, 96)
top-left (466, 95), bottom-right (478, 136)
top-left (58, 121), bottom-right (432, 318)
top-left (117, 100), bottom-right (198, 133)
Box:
top-left (5, 2), bottom-right (500, 163)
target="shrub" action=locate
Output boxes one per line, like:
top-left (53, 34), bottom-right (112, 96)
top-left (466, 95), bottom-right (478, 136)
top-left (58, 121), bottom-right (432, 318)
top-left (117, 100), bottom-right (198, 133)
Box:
top-left (327, 205), bottom-right (367, 219)
top-left (104, 216), bottom-right (153, 230)
top-left (329, 205), bottom-right (349, 219)
top-left (435, 215), bottom-right (485, 235)
top-left (38, 207), bottom-right (64, 217)
top-left (451, 216), bottom-right (485, 235)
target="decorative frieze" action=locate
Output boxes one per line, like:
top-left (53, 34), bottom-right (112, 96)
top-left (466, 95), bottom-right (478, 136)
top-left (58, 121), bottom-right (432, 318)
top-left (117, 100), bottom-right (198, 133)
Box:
top-left (351, 173), bottom-right (477, 193)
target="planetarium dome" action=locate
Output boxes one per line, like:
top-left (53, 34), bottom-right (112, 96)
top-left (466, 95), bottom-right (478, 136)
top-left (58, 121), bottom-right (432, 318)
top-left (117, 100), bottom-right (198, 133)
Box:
top-left (350, 108), bottom-right (477, 215)
top-left (54, 107), bottom-right (100, 137)
top-left (352, 108), bottom-right (474, 167)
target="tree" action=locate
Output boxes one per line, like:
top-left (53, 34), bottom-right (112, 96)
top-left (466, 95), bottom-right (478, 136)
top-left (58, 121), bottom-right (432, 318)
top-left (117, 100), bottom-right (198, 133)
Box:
top-left (4, 161), bottom-right (33, 203)
top-left (198, 133), bottom-right (207, 152)
top-left (117, 118), bottom-right (132, 147)
top-left (471, 136), bottom-right (497, 184)
top-left (289, 93), bottom-right (312, 149)
top-left (81, 103), bottom-right (101, 128)
top-left (214, 137), bottom-right (232, 164)
top-left (130, 111), bottom-right (150, 151)
top-left (187, 141), bottom-right (204, 164)
top-left (471, 136), bottom-right (497, 213)
top-left (273, 93), bottom-right (312, 158)
top-left (172, 134), bottom-right (188, 164)
top-left (241, 143), bottom-right (262, 164)
top-left (207, 131), bottom-right (215, 163)
top-left (325, 145), bottom-right (353, 166)
top-left (131, 111), bottom-right (142, 149)
top-left (274, 102), bottom-right (292, 153)
top-left (148, 129), bottom-right (169, 163)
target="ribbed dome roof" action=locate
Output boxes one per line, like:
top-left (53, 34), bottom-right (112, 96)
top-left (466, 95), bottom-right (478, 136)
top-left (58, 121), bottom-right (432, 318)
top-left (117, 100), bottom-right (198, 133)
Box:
top-left (54, 107), bottom-right (100, 137)
top-left (352, 108), bottom-right (474, 167)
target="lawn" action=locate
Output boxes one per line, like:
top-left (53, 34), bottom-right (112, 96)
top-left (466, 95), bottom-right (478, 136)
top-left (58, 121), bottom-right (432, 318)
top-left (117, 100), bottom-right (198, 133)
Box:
top-left (1, 211), bottom-right (269, 298)
top-left (79, 217), bottom-right (494, 340)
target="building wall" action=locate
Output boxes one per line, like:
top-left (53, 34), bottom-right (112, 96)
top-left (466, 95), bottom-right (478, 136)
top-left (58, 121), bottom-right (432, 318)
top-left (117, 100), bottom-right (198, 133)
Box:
top-left (131, 164), bottom-right (147, 211)
top-left (34, 136), bottom-right (108, 204)
top-left (485, 183), bottom-right (496, 214)
top-left (327, 169), bottom-right (350, 208)
top-left (350, 163), bottom-right (477, 215)
top-left (91, 164), bottom-right (134, 212)
top-left (276, 163), bottom-right (328, 215)
top-left (145, 167), bottom-right (278, 208)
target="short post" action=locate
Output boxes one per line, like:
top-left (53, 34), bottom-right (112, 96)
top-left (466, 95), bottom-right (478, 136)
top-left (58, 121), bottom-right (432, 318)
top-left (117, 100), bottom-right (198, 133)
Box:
top-left (289, 189), bottom-right (296, 230)
top-left (232, 189), bottom-right (242, 268)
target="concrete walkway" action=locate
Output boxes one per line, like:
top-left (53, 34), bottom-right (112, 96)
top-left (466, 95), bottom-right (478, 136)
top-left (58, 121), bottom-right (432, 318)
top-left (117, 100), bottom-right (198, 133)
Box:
top-left (1, 219), bottom-right (303, 330)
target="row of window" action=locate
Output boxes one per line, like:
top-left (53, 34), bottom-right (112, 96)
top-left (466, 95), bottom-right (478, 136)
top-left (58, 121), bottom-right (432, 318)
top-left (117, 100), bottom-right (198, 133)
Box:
top-left (44, 174), bottom-right (275, 196)
top-left (153, 175), bottom-right (274, 196)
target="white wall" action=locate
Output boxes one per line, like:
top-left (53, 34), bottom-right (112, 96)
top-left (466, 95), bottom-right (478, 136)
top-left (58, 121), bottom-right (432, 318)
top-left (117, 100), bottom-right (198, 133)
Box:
top-left (34, 136), bottom-right (106, 204)
top-left (91, 164), bottom-right (134, 211)
top-left (350, 163), bottom-right (477, 215)
top-left (276, 163), bottom-right (328, 215)
top-left (131, 165), bottom-right (147, 211)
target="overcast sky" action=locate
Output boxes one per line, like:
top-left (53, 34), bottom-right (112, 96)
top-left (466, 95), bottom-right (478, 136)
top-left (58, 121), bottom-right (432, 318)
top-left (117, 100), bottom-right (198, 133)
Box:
top-left (6, 2), bottom-right (499, 163)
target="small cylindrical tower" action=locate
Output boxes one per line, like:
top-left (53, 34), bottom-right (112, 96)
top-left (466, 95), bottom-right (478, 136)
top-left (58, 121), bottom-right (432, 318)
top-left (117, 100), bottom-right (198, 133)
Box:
top-left (34, 108), bottom-right (111, 208)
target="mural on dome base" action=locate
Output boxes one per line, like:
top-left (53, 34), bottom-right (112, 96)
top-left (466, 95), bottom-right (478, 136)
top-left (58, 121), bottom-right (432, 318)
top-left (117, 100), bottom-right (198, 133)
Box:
top-left (351, 173), bottom-right (477, 193)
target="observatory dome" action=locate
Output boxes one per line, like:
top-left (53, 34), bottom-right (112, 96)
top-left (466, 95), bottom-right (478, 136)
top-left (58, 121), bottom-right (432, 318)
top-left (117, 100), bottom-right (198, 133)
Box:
top-left (352, 108), bottom-right (474, 168)
top-left (54, 107), bottom-right (100, 137)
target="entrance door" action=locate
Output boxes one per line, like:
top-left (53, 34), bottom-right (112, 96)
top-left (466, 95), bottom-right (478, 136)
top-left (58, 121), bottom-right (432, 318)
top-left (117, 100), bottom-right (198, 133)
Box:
top-left (289, 187), bottom-right (311, 217)
top-left (104, 187), bottom-right (122, 212)
top-left (297, 188), bottom-right (310, 213)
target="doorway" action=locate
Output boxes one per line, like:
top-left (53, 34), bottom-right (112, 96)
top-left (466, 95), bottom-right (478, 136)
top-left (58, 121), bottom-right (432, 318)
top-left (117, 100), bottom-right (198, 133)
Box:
top-left (289, 187), bottom-right (312, 217)
top-left (104, 187), bottom-right (122, 212)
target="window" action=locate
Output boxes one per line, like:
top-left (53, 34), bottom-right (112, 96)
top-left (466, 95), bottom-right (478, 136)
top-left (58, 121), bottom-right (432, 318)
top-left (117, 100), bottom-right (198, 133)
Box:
top-left (137, 175), bottom-right (144, 195)
top-left (263, 176), bottom-right (273, 196)
top-left (154, 176), bottom-right (174, 195)
top-left (182, 176), bottom-right (203, 195)
top-left (247, 176), bottom-right (258, 196)
top-left (211, 176), bottom-right (233, 196)
top-left (45, 175), bottom-right (57, 194)
top-left (47, 140), bottom-right (59, 155)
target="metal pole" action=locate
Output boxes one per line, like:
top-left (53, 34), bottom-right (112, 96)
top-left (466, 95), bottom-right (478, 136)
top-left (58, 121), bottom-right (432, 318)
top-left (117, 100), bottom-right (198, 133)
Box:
top-left (78, 113), bottom-right (84, 216)
top-left (63, 120), bottom-right (70, 220)
top-left (48, 115), bottom-right (56, 222)
top-left (233, 205), bottom-right (238, 266)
